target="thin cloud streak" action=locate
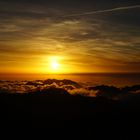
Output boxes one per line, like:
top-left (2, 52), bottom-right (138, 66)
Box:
top-left (62, 5), bottom-right (140, 17)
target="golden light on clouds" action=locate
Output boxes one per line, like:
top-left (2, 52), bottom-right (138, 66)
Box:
top-left (0, 1), bottom-right (140, 75)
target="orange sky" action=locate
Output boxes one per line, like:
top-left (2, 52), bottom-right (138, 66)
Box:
top-left (0, 1), bottom-right (140, 74)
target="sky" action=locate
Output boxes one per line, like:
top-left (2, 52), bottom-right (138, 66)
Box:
top-left (0, 0), bottom-right (140, 74)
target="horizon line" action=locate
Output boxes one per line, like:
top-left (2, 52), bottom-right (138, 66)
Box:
top-left (0, 72), bottom-right (140, 75)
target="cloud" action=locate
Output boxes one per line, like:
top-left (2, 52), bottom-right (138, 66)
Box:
top-left (0, 1), bottom-right (140, 73)
top-left (69, 88), bottom-right (97, 97)
top-left (1, 79), bottom-right (140, 100)
top-left (62, 5), bottom-right (140, 17)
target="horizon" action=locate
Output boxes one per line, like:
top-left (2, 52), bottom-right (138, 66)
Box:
top-left (1, 72), bottom-right (140, 87)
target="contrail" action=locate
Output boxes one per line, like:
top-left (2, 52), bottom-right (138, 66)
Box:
top-left (62, 5), bottom-right (140, 17)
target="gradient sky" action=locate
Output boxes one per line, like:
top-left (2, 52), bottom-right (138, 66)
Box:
top-left (0, 0), bottom-right (140, 74)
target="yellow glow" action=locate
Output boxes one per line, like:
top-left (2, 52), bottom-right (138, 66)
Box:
top-left (48, 56), bottom-right (61, 73)
top-left (50, 61), bottom-right (59, 70)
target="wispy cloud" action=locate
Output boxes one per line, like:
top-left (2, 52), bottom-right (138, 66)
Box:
top-left (0, 1), bottom-right (140, 73)
top-left (62, 5), bottom-right (140, 17)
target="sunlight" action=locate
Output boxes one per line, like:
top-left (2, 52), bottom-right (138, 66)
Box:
top-left (48, 56), bottom-right (61, 73)
top-left (41, 55), bottom-right (76, 74)
top-left (50, 61), bottom-right (59, 70)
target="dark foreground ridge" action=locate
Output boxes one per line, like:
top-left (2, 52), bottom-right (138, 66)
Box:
top-left (0, 79), bottom-right (140, 137)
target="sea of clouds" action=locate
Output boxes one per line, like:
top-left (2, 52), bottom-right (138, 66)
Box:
top-left (0, 79), bottom-right (140, 100)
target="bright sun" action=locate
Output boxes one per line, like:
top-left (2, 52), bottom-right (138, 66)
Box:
top-left (51, 61), bottom-right (59, 70)
top-left (48, 56), bottom-right (61, 73)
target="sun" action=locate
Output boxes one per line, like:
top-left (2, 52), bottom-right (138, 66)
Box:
top-left (50, 61), bottom-right (59, 70)
top-left (48, 56), bottom-right (61, 73)
top-left (42, 55), bottom-right (67, 73)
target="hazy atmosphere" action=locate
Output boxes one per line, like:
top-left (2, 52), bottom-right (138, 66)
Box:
top-left (0, 0), bottom-right (140, 74)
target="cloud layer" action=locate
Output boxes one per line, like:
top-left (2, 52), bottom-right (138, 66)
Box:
top-left (0, 79), bottom-right (140, 100)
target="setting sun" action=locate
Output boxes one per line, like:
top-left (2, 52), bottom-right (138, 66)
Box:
top-left (48, 56), bottom-right (61, 73)
top-left (50, 61), bottom-right (59, 70)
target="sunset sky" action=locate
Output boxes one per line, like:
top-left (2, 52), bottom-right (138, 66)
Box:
top-left (0, 0), bottom-right (140, 74)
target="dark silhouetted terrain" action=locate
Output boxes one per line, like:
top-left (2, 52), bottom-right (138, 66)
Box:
top-left (0, 79), bottom-right (140, 138)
